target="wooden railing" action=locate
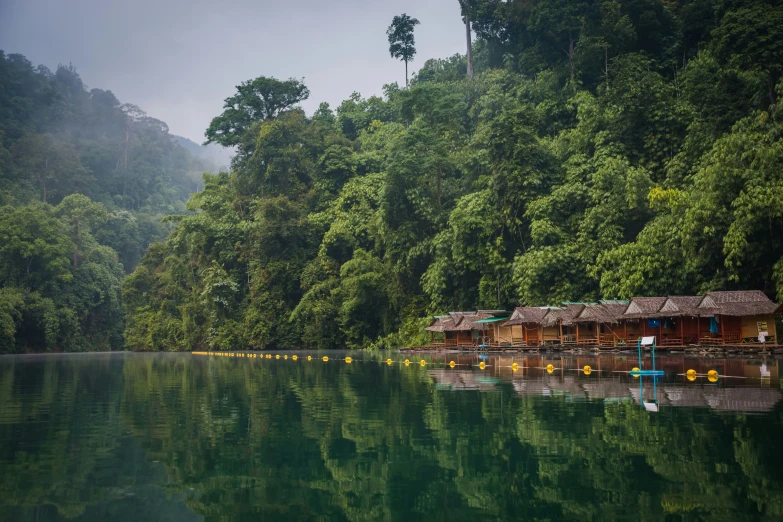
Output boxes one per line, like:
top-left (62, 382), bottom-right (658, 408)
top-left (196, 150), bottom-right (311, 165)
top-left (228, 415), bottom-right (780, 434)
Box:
top-left (599, 334), bottom-right (616, 347)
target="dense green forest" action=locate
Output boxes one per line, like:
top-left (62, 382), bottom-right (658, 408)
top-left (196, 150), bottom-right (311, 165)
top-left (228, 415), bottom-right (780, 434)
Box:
top-left (122, 0), bottom-right (783, 351)
top-left (0, 52), bottom-right (216, 352)
top-left (3, 0), bottom-right (783, 353)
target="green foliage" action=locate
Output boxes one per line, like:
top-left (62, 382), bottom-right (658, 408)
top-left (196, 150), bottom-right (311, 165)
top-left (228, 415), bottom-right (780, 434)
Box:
top-left (0, 51), bottom-right (218, 351)
top-left (387, 13), bottom-right (421, 86)
top-left (123, 0), bottom-right (783, 351)
top-left (0, 51), bottom-right (217, 275)
top-left (204, 76), bottom-right (310, 149)
top-left (0, 198), bottom-right (125, 352)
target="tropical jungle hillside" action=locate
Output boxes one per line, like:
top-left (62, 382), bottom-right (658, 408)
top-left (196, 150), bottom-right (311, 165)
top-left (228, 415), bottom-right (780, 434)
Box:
top-left (4, 0), bottom-right (783, 353)
top-left (122, 0), bottom-right (783, 352)
top-left (0, 52), bottom-right (217, 352)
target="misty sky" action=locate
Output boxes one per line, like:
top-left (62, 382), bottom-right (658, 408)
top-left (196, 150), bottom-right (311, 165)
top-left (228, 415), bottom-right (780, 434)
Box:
top-left (0, 0), bottom-right (466, 143)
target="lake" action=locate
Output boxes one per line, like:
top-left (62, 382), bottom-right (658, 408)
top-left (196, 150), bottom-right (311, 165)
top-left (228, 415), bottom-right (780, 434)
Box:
top-left (1, 351), bottom-right (782, 521)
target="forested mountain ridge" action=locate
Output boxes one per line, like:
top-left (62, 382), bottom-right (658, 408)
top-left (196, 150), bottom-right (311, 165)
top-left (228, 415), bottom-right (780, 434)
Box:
top-left (0, 52), bottom-right (215, 352)
top-left (123, 0), bottom-right (783, 352)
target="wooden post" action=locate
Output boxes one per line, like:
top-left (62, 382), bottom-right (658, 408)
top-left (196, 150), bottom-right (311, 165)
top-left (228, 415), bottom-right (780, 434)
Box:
top-left (559, 321), bottom-right (563, 344)
top-left (596, 321), bottom-right (600, 345)
top-left (720, 315), bottom-right (725, 344)
top-left (576, 323), bottom-right (580, 345)
top-left (624, 321), bottom-right (628, 344)
top-left (680, 317), bottom-right (684, 344)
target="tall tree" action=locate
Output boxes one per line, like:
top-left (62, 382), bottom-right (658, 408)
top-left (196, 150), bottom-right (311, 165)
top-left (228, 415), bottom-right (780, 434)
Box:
top-left (458, 0), bottom-right (474, 78)
top-left (387, 14), bottom-right (421, 87)
top-left (204, 76), bottom-right (310, 148)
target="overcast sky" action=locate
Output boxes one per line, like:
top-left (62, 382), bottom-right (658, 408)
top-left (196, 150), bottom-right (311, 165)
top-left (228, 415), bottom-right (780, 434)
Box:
top-left (0, 0), bottom-right (466, 143)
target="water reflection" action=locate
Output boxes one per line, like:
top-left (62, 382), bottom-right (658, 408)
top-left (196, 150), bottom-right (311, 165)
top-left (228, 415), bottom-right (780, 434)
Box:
top-left (1, 352), bottom-right (782, 521)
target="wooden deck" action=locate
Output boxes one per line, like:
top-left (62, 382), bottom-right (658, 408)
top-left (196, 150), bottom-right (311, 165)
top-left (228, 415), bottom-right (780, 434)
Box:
top-left (403, 341), bottom-right (782, 353)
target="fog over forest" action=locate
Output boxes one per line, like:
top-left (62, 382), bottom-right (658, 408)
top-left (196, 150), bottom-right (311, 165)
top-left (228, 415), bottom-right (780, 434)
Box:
top-left (1, 0), bottom-right (783, 352)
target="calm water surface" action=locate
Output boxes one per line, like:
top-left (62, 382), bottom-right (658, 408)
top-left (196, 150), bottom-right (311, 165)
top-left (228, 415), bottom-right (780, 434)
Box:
top-left (1, 351), bottom-right (783, 521)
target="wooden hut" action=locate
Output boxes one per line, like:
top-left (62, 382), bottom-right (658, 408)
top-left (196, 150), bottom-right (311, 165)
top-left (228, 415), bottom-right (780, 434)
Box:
top-left (469, 310), bottom-right (512, 346)
top-left (572, 300), bottom-right (629, 347)
top-left (621, 297), bottom-right (668, 343)
top-left (501, 307), bottom-right (552, 346)
top-left (699, 290), bottom-right (781, 344)
top-left (647, 296), bottom-right (716, 345)
top-left (425, 316), bottom-right (454, 346)
top-left (540, 304), bottom-right (585, 345)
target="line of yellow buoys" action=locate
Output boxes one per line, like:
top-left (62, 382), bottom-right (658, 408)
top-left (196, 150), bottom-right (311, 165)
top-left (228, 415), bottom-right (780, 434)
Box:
top-left (191, 353), bottom-right (726, 382)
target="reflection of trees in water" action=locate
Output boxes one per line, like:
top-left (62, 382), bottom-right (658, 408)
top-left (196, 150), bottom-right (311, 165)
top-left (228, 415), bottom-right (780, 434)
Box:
top-left (1, 354), bottom-right (783, 521)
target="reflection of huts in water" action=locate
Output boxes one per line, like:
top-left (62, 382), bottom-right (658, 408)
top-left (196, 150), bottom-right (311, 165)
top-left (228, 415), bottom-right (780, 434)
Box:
top-left (512, 380), bottom-right (554, 397)
top-left (581, 380), bottom-right (636, 400)
top-left (663, 387), bottom-right (708, 408)
top-left (509, 376), bottom-right (782, 413)
top-left (512, 376), bottom-right (588, 400)
top-left (633, 385), bottom-right (781, 412)
top-left (427, 370), bottom-right (499, 391)
top-left (701, 388), bottom-right (782, 412)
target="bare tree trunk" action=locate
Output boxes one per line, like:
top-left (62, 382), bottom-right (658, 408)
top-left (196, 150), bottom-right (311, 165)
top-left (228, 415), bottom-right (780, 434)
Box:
top-left (465, 10), bottom-right (474, 79)
top-left (72, 223), bottom-right (79, 268)
top-left (405, 60), bottom-right (409, 87)
top-left (569, 33), bottom-right (575, 92)
top-left (122, 128), bottom-right (129, 197)
top-left (436, 167), bottom-right (441, 207)
top-left (41, 157), bottom-right (49, 203)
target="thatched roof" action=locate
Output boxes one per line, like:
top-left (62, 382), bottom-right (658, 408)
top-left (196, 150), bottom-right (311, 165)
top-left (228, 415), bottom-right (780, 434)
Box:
top-left (425, 316), bottom-right (456, 333)
top-left (540, 304), bottom-right (585, 327)
top-left (573, 302), bottom-right (628, 324)
top-left (703, 290), bottom-right (780, 317)
top-left (651, 296), bottom-right (716, 318)
top-left (622, 297), bottom-right (668, 319)
top-left (446, 311), bottom-right (500, 331)
top-left (502, 307), bottom-right (552, 326)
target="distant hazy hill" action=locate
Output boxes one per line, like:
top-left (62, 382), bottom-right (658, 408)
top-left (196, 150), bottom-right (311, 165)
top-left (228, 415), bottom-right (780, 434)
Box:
top-left (173, 135), bottom-right (232, 170)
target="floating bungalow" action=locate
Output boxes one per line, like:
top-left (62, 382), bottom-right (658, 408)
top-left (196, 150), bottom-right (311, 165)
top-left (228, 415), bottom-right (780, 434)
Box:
top-left (426, 310), bottom-right (508, 347)
top-left (414, 290), bottom-right (782, 351)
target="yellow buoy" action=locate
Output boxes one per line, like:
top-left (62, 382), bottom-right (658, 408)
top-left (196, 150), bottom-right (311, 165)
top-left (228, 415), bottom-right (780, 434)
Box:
top-left (386, 359), bottom-right (393, 365)
top-left (292, 355), bottom-right (298, 361)
top-left (707, 369), bottom-right (719, 383)
top-left (511, 362), bottom-right (519, 371)
top-left (687, 372), bottom-right (697, 382)
top-left (449, 360), bottom-right (456, 368)
top-left (404, 359), bottom-right (410, 366)
top-left (546, 364), bottom-right (554, 374)
top-left (420, 359), bottom-right (426, 367)
top-left (345, 357), bottom-right (353, 364)
top-left (265, 354), bottom-right (270, 359)
top-left (583, 365), bottom-right (592, 375)
top-left (632, 366), bottom-right (640, 378)
top-left (479, 361), bottom-right (486, 370)
top-left (284, 355), bottom-right (288, 360)
top-left (322, 356), bottom-right (329, 362)
top-left (307, 355), bottom-right (312, 361)
top-left (275, 355), bottom-right (280, 359)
